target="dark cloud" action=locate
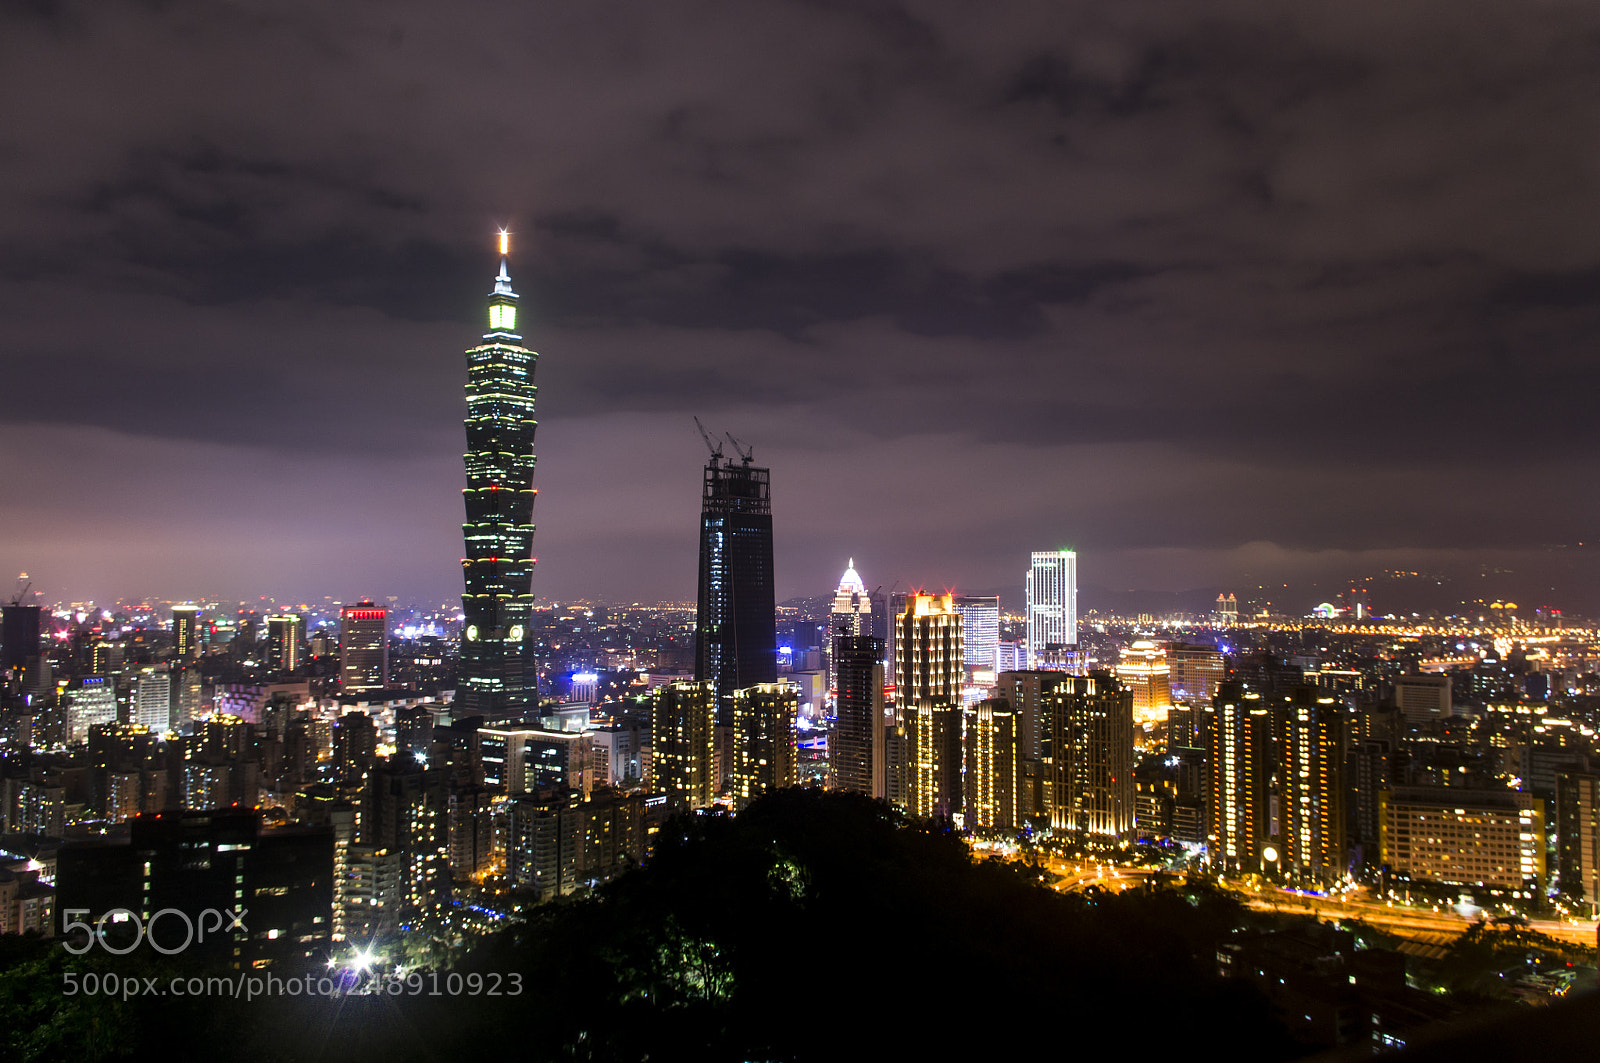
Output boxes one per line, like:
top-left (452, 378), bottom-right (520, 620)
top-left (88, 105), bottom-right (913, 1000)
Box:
top-left (1, 0), bottom-right (1598, 610)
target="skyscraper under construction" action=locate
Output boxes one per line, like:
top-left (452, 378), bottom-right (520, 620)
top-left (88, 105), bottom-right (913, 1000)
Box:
top-left (458, 233), bottom-right (540, 719)
top-left (694, 437), bottom-right (776, 702)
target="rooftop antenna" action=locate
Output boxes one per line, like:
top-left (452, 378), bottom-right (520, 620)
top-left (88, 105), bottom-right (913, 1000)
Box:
top-left (693, 417), bottom-right (724, 463)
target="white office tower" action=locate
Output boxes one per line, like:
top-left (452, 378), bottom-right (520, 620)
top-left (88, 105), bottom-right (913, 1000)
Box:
top-left (134, 667), bottom-right (172, 733)
top-left (827, 559), bottom-right (872, 684)
top-left (954, 596), bottom-right (1000, 669)
top-left (1026, 550), bottom-right (1077, 668)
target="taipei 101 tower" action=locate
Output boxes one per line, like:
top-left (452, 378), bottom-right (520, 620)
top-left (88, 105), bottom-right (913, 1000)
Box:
top-left (457, 231), bottom-right (540, 719)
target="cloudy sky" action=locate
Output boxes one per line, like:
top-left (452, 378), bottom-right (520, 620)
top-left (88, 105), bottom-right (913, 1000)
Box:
top-left (2, 1), bottom-right (1598, 613)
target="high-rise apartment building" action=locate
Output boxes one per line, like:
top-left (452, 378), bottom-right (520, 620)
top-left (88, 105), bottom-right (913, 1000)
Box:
top-left (364, 757), bottom-right (450, 909)
top-left (964, 698), bottom-right (1016, 831)
top-left (1039, 672), bottom-right (1134, 837)
top-left (1026, 550), bottom-right (1077, 667)
top-left (650, 681), bottom-right (717, 810)
top-left (266, 614), bottom-right (304, 671)
top-left (1273, 688), bottom-right (1348, 885)
top-left (695, 448), bottom-right (776, 703)
top-left (730, 682), bottom-right (798, 809)
top-left (171, 604), bottom-right (200, 660)
top-left (896, 594), bottom-right (963, 820)
top-left (953, 595), bottom-right (1000, 670)
top-left (1206, 683), bottom-right (1271, 873)
top-left (1556, 771), bottom-right (1600, 910)
top-left (996, 669), bottom-right (1074, 822)
top-left (340, 601), bottom-right (388, 692)
top-left (833, 634), bottom-right (886, 798)
top-left (458, 234), bottom-right (540, 718)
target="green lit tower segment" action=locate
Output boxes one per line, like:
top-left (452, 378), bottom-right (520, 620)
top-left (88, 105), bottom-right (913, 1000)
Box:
top-left (459, 233), bottom-right (539, 719)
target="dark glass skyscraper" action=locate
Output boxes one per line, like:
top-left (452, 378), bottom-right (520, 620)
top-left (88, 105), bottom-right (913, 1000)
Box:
top-left (695, 453), bottom-right (776, 701)
top-left (458, 235), bottom-right (539, 719)
top-left (833, 634), bottom-right (885, 798)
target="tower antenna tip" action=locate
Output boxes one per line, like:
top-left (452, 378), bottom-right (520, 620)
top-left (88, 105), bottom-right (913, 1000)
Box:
top-left (497, 229), bottom-right (510, 256)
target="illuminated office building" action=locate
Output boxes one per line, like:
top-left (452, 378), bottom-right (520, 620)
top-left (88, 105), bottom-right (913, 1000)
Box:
top-left (459, 233), bottom-right (541, 718)
top-left (1168, 642), bottom-right (1225, 705)
top-left (1379, 788), bottom-right (1543, 891)
top-left (340, 602), bottom-right (388, 692)
top-left (964, 698), bottom-right (1016, 831)
top-left (133, 667), bottom-right (171, 733)
top-left (1039, 672), bottom-right (1134, 837)
top-left (896, 594), bottom-right (963, 820)
top-left (1025, 550), bottom-right (1077, 667)
top-left (266, 614), bottom-right (304, 671)
top-left (171, 604), bottom-right (200, 660)
top-left (480, 726), bottom-right (589, 795)
top-left (730, 682), bottom-right (798, 809)
top-left (833, 634), bottom-right (886, 798)
top-left (1116, 640), bottom-right (1172, 720)
top-left (953, 595), bottom-right (1000, 670)
top-left (650, 681), bottom-right (717, 810)
top-left (64, 676), bottom-right (117, 744)
top-left (1393, 674), bottom-right (1452, 726)
top-left (827, 559), bottom-right (871, 684)
top-left (695, 449), bottom-right (776, 703)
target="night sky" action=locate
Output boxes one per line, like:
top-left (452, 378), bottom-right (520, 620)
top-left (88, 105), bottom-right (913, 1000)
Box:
top-left (3, 2), bottom-right (1598, 613)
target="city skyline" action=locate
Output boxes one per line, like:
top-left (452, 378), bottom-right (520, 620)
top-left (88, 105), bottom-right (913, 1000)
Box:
top-left (3, 4), bottom-right (1600, 612)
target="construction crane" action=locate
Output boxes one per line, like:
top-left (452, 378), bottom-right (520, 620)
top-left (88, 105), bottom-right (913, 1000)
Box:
top-left (693, 416), bottom-right (724, 462)
top-left (723, 431), bottom-right (754, 464)
top-left (9, 573), bottom-right (31, 607)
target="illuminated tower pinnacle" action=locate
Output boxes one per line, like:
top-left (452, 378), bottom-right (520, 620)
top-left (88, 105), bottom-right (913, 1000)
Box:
top-left (459, 231), bottom-right (540, 719)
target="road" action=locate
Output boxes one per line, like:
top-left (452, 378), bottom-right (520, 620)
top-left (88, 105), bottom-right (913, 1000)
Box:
top-left (1014, 850), bottom-right (1598, 949)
